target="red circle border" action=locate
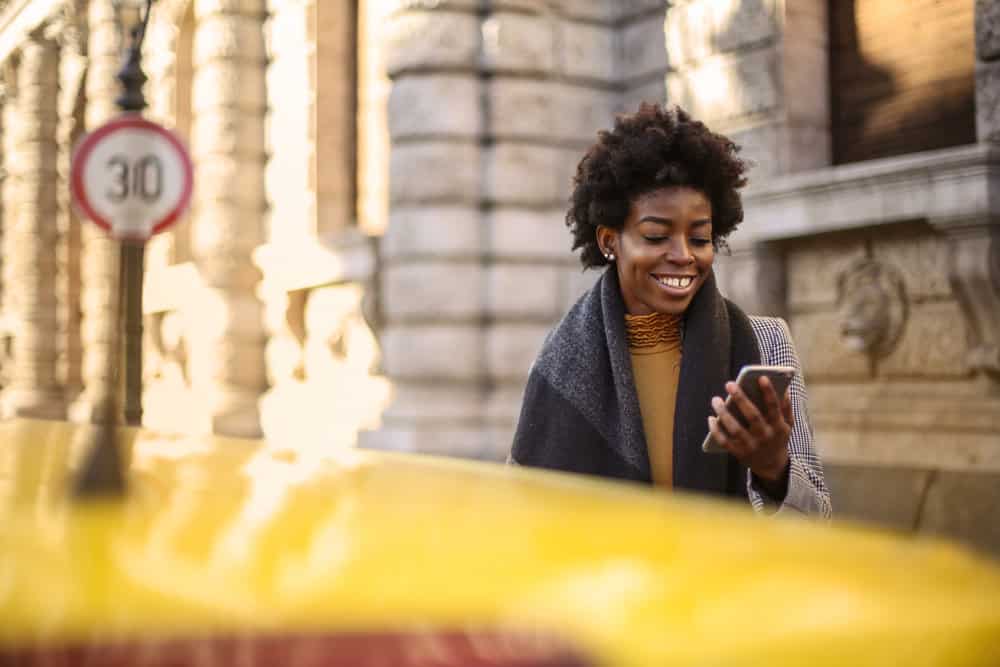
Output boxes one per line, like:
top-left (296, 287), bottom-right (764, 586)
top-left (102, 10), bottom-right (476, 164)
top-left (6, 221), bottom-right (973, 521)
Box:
top-left (70, 115), bottom-right (194, 242)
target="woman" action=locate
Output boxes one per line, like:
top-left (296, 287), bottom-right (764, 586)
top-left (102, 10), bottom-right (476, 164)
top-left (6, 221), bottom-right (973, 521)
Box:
top-left (508, 104), bottom-right (831, 517)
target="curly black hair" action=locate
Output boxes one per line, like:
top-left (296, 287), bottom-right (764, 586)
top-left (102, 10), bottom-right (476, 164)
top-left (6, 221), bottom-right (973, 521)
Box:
top-left (567, 103), bottom-right (749, 269)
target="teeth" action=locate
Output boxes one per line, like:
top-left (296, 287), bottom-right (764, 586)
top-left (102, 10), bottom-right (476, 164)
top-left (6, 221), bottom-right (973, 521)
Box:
top-left (656, 276), bottom-right (694, 289)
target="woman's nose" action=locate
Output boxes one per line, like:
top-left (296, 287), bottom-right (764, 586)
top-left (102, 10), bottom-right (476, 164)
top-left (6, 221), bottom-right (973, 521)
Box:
top-left (665, 238), bottom-right (695, 264)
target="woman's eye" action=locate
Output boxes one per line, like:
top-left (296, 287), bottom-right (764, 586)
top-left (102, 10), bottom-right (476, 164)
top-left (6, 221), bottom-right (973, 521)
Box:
top-left (691, 238), bottom-right (712, 247)
top-left (643, 236), bottom-right (666, 243)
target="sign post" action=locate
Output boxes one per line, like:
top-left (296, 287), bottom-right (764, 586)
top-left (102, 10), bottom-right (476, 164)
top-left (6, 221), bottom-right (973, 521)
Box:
top-left (70, 115), bottom-right (192, 496)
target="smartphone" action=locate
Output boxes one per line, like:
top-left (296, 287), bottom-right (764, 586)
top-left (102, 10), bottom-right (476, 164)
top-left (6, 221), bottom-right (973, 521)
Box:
top-left (701, 365), bottom-right (797, 454)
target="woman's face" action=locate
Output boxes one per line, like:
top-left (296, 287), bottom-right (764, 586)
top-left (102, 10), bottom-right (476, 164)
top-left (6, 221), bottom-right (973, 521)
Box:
top-left (597, 186), bottom-right (715, 316)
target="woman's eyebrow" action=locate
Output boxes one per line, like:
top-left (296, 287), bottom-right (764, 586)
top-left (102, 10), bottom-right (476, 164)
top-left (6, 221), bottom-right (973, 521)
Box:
top-left (639, 216), bottom-right (712, 227)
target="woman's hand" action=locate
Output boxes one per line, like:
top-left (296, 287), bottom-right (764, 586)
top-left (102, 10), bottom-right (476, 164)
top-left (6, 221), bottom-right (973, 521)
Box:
top-left (707, 376), bottom-right (791, 482)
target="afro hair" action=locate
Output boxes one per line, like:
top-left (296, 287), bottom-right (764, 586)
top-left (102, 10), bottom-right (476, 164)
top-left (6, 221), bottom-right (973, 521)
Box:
top-left (566, 103), bottom-right (749, 269)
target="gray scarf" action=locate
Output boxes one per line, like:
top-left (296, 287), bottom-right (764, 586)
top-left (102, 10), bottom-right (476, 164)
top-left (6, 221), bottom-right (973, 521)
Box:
top-left (512, 267), bottom-right (760, 495)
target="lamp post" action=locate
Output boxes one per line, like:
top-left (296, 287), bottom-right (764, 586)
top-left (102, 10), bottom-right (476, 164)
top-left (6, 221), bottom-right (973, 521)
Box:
top-left (112, 0), bottom-right (153, 427)
top-left (73, 0), bottom-right (192, 497)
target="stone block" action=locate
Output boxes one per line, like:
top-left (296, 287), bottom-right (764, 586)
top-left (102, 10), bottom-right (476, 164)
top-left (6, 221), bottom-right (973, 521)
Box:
top-left (619, 12), bottom-right (668, 83)
top-left (192, 62), bottom-right (267, 113)
top-left (383, 261), bottom-right (483, 321)
top-left (487, 207), bottom-right (575, 262)
top-left (481, 12), bottom-right (554, 75)
top-left (195, 110), bottom-right (265, 158)
top-left (727, 123), bottom-right (780, 180)
top-left (666, 48), bottom-right (779, 124)
top-left (919, 470), bottom-right (1000, 557)
top-left (665, 2), bottom-right (714, 67)
top-left (384, 10), bottom-right (480, 75)
top-left (390, 141), bottom-right (480, 205)
top-left (788, 311), bottom-right (871, 381)
top-left (872, 233), bottom-right (952, 300)
top-left (196, 0), bottom-right (268, 18)
top-left (622, 77), bottom-right (667, 111)
top-left (975, 59), bottom-right (1000, 142)
top-left (198, 155), bottom-right (267, 196)
top-left (486, 426), bottom-right (516, 461)
top-left (360, 423), bottom-right (494, 459)
top-left (878, 301), bottom-right (969, 379)
top-left (976, 0), bottom-right (1000, 61)
top-left (194, 13), bottom-right (266, 65)
top-left (563, 266), bottom-right (601, 309)
top-left (489, 79), bottom-right (617, 144)
top-left (381, 323), bottom-right (484, 380)
top-left (488, 78), bottom-right (555, 139)
top-left (780, 123), bottom-right (832, 174)
top-left (381, 206), bottom-right (482, 260)
top-left (560, 19), bottom-right (616, 83)
top-left (785, 237), bottom-right (867, 309)
top-left (782, 40), bottom-right (829, 128)
top-left (713, 0), bottom-right (776, 53)
top-left (714, 244), bottom-right (785, 317)
top-left (487, 322), bottom-right (550, 380)
top-left (484, 143), bottom-right (563, 206)
top-left (389, 74), bottom-right (481, 139)
top-left (486, 382), bottom-right (528, 423)
top-left (616, 0), bottom-right (667, 23)
top-left (381, 380), bottom-right (486, 423)
top-left (824, 463), bottom-right (932, 533)
top-left (487, 264), bottom-right (564, 319)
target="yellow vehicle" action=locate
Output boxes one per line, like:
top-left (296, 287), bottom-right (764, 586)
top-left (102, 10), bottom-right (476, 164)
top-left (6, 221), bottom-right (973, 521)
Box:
top-left (1, 418), bottom-right (999, 666)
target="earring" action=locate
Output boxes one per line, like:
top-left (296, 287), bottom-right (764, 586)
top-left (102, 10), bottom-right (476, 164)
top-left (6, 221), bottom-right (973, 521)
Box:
top-left (605, 251), bottom-right (615, 261)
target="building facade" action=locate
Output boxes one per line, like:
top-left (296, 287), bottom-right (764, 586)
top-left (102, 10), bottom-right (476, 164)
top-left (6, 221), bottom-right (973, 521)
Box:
top-left (0, 0), bottom-right (997, 554)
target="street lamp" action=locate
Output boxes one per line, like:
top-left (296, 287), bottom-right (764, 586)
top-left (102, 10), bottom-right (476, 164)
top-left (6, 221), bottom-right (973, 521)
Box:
top-left (113, 0), bottom-right (153, 427)
top-left (72, 0), bottom-right (160, 497)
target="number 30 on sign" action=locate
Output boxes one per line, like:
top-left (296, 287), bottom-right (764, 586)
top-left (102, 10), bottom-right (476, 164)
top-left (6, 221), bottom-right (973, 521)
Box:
top-left (71, 116), bottom-right (193, 242)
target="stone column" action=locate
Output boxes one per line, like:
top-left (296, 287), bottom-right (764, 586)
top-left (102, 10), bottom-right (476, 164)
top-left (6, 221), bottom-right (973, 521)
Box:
top-left (976, 0), bottom-right (1000, 142)
top-left (365, 2), bottom-right (622, 458)
top-left (930, 0), bottom-right (1000, 383)
top-left (364, 3), bottom-right (487, 456)
top-left (2, 33), bottom-right (63, 418)
top-left (56, 22), bottom-right (88, 410)
top-left (667, 0), bottom-right (830, 313)
top-left (666, 0), bottom-right (831, 177)
top-left (189, 0), bottom-right (268, 437)
top-left (71, 0), bottom-right (121, 422)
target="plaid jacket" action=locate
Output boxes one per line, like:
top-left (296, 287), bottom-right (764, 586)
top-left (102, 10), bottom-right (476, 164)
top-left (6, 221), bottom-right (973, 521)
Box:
top-left (747, 316), bottom-right (832, 518)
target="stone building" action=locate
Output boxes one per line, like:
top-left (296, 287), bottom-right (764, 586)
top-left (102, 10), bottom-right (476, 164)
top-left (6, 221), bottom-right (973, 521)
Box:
top-left (0, 0), bottom-right (996, 554)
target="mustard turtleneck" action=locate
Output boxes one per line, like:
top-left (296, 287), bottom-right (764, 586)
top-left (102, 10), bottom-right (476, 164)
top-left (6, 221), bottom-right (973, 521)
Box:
top-left (624, 311), bottom-right (682, 488)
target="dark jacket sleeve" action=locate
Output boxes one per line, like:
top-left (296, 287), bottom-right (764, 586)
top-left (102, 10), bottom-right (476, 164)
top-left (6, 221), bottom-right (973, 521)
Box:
top-left (508, 370), bottom-right (642, 481)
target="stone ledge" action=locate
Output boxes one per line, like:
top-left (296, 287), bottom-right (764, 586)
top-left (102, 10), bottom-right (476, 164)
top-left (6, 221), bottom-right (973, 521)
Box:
top-left (251, 229), bottom-right (377, 293)
top-left (739, 143), bottom-right (1000, 246)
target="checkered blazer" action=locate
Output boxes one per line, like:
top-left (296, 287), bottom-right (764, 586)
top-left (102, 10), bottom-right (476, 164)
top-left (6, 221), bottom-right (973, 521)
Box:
top-left (747, 316), bottom-right (832, 518)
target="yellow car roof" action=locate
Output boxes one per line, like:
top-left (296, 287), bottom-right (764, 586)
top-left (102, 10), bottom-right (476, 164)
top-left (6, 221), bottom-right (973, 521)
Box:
top-left (1, 418), bottom-right (999, 666)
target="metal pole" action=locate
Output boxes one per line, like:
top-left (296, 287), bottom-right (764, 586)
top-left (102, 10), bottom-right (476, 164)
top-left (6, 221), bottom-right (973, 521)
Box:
top-left (117, 6), bottom-right (150, 426)
top-left (72, 0), bottom-right (154, 497)
top-left (73, 245), bottom-right (126, 496)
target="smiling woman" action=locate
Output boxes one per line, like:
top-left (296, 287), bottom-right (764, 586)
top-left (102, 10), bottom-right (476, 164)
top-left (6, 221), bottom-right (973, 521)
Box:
top-left (508, 104), bottom-right (831, 518)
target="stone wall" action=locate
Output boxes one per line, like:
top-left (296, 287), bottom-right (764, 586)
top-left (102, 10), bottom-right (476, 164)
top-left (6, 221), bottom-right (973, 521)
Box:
top-left (363, 0), bottom-right (675, 458)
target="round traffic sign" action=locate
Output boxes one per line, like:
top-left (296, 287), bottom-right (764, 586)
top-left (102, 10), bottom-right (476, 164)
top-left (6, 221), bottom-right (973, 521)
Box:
top-left (71, 116), bottom-right (193, 242)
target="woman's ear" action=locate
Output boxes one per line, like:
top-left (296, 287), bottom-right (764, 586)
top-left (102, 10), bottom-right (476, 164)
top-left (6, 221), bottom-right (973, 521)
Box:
top-left (596, 225), bottom-right (617, 261)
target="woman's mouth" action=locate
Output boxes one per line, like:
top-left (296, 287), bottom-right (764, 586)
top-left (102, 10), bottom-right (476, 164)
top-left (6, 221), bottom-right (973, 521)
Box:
top-left (652, 273), bottom-right (697, 294)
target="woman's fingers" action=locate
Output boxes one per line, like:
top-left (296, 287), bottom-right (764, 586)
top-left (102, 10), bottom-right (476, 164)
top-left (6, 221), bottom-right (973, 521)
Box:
top-left (758, 376), bottom-right (783, 423)
top-left (725, 381), bottom-right (774, 441)
top-left (711, 395), bottom-right (753, 453)
top-left (708, 415), bottom-right (746, 457)
top-left (781, 389), bottom-right (794, 428)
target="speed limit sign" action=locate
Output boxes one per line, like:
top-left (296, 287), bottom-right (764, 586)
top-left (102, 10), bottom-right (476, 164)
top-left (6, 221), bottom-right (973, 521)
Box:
top-left (71, 116), bottom-right (193, 241)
